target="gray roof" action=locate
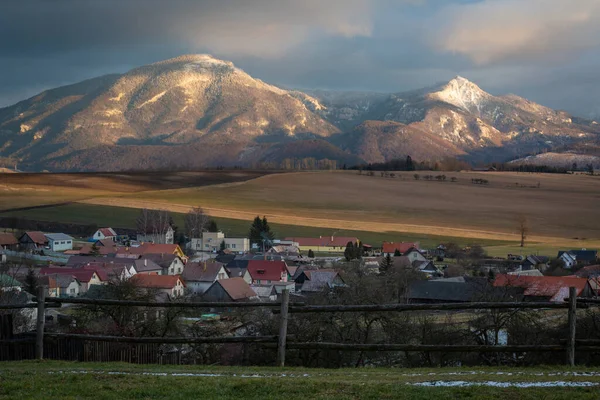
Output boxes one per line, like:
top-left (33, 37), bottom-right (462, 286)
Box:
top-left (250, 285), bottom-right (276, 297)
top-left (409, 279), bottom-right (523, 303)
top-left (134, 258), bottom-right (163, 273)
top-left (45, 233), bottom-right (74, 241)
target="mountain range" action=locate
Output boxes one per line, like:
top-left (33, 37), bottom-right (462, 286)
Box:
top-left (1, 54), bottom-right (599, 171)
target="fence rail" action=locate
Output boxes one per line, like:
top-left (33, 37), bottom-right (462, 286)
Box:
top-left (1, 286), bottom-right (594, 366)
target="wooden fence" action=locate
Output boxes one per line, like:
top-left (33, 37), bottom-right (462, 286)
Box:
top-left (0, 286), bottom-right (596, 366)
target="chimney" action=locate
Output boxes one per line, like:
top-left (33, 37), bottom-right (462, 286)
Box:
top-left (144, 259), bottom-right (147, 266)
top-left (331, 236), bottom-right (334, 242)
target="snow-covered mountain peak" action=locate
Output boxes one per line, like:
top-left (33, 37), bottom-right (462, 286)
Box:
top-left (429, 76), bottom-right (491, 113)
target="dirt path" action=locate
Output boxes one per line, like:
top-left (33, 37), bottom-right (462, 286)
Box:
top-left (79, 197), bottom-right (587, 245)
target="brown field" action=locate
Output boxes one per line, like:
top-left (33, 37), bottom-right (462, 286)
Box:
top-left (2, 170), bottom-right (600, 251)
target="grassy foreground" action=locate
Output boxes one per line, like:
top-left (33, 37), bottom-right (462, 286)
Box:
top-left (1, 361), bottom-right (600, 399)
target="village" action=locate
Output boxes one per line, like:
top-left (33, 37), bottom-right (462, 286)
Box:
top-left (1, 220), bottom-right (598, 307)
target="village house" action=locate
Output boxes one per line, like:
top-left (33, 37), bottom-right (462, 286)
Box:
top-left (39, 266), bottom-right (108, 293)
top-left (0, 233), bottom-right (18, 251)
top-left (251, 282), bottom-right (295, 301)
top-left (557, 250), bottom-right (598, 269)
top-left (182, 261), bottom-right (229, 295)
top-left (382, 242), bottom-right (419, 256)
top-left (493, 274), bottom-right (594, 302)
top-left (203, 277), bottom-right (258, 302)
top-left (92, 228), bottom-right (117, 241)
top-left (521, 255), bottom-right (550, 271)
top-left (403, 248), bottom-right (428, 263)
top-left (226, 267), bottom-right (252, 284)
top-left (136, 226), bottom-right (175, 245)
top-left (284, 236), bottom-right (361, 254)
top-left (44, 233), bottom-right (74, 252)
top-left (38, 274), bottom-right (82, 298)
top-left (299, 269), bottom-right (345, 293)
top-left (116, 243), bottom-right (187, 262)
top-left (143, 254), bottom-right (185, 275)
top-left (247, 260), bottom-right (288, 284)
top-left (131, 274), bottom-right (185, 298)
top-left (18, 231), bottom-right (48, 251)
top-left (189, 231), bottom-right (250, 253)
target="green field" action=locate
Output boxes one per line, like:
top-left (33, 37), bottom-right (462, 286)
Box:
top-left (1, 361), bottom-right (600, 399)
top-left (0, 203), bottom-right (514, 250)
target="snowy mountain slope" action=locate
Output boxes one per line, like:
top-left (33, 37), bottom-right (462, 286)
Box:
top-left (1, 55), bottom-right (599, 170)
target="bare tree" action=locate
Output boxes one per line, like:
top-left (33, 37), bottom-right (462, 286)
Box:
top-left (184, 207), bottom-right (209, 239)
top-left (517, 215), bottom-right (529, 248)
top-left (136, 208), bottom-right (174, 244)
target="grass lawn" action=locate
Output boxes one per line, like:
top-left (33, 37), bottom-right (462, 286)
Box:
top-left (1, 361), bottom-right (600, 399)
top-left (0, 203), bottom-right (515, 250)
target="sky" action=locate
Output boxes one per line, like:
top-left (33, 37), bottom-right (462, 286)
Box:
top-left (1, 0), bottom-right (600, 118)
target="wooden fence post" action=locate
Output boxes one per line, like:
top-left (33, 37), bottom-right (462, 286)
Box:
top-left (567, 286), bottom-right (577, 367)
top-left (277, 289), bottom-right (290, 367)
top-left (36, 286), bottom-right (46, 360)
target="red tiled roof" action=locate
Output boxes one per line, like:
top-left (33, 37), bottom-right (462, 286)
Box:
top-left (0, 233), bottom-right (18, 246)
top-left (117, 243), bottom-right (181, 256)
top-left (131, 274), bottom-right (184, 289)
top-left (382, 242), bottom-right (419, 254)
top-left (284, 237), bottom-right (359, 248)
top-left (216, 278), bottom-right (257, 301)
top-left (23, 231), bottom-right (48, 245)
top-left (247, 260), bottom-right (287, 282)
top-left (98, 228), bottom-right (116, 237)
top-left (494, 274), bottom-right (589, 301)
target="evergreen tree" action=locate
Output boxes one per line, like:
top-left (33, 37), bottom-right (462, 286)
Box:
top-left (207, 220), bottom-right (219, 233)
top-left (394, 249), bottom-right (401, 257)
top-left (353, 242), bottom-right (363, 260)
top-left (90, 242), bottom-right (100, 256)
top-left (261, 216), bottom-right (275, 240)
top-left (344, 241), bottom-right (355, 261)
top-left (220, 240), bottom-right (226, 251)
top-left (308, 249), bottom-right (315, 258)
top-left (380, 253), bottom-right (393, 275)
top-left (406, 155), bottom-right (415, 171)
top-left (24, 268), bottom-right (38, 294)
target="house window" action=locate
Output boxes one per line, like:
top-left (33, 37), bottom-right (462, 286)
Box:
top-left (231, 244), bottom-right (236, 249)
top-left (70, 288), bottom-right (75, 295)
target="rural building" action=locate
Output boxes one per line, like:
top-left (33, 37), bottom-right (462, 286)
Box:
top-left (0, 274), bottom-right (22, 292)
top-left (493, 274), bottom-right (594, 302)
top-left (132, 258), bottom-right (163, 275)
top-left (92, 228), bottom-right (117, 241)
top-left (0, 233), bottom-right (18, 251)
top-left (39, 266), bottom-right (108, 293)
top-left (404, 248), bottom-right (428, 263)
top-left (116, 243), bottom-right (187, 262)
top-left (136, 226), bottom-right (175, 245)
top-left (299, 270), bottom-right (345, 293)
top-left (190, 231), bottom-right (250, 253)
top-left (413, 260), bottom-right (442, 277)
top-left (284, 236), bottom-right (360, 253)
top-left (143, 254), bottom-right (185, 275)
top-left (44, 233), bottom-right (74, 252)
top-left (131, 274), bottom-right (185, 298)
top-left (18, 231), bottom-right (48, 250)
top-left (382, 242), bottom-right (419, 256)
top-left (521, 255), bottom-right (549, 270)
top-left (203, 277), bottom-right (258, 302)
top-left (247, 260), bottom-right (288, 284)
top-left (182, 261), bottom-right (229, 294)
top-left (557, 250), bottom-right (598, 269)
top-left (38, 274), bottom-right (82, 297)
top-left (226, 267), bottom-right (252, 284)
top-left (408, 278), bottom-right (523, 303)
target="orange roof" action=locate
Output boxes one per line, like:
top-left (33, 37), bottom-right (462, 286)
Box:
top-left (494, 274), bottom-right (589, 301)
top-left (132, 274), bottom-right (184, 289)
top-left (216, 278), bottom-right (257, 301)
top-left (0, 233), bottom-right (18, 246)
top-left (98, 228), bottom-right (117, 237)
top-left (284, 237), bottom-right (359, 248)
top-left (382, 242), bottom-right (418, 254)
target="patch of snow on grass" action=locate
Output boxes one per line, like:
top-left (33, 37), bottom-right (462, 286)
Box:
top-left (137, 91), bottom-right (167, 108)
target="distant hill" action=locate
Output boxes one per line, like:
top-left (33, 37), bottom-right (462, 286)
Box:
top-left (1, 55), bottom-right (599, 171)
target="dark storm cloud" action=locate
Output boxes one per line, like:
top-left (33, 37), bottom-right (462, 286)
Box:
top-left (1, 0), bottom-right (600, 118)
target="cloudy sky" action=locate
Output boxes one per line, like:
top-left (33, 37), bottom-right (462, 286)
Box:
top-left (2, 0), bottom-right (600, 117)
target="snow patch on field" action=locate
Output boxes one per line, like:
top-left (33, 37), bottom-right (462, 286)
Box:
top-left (411, 381), bottom-right (600, 388)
